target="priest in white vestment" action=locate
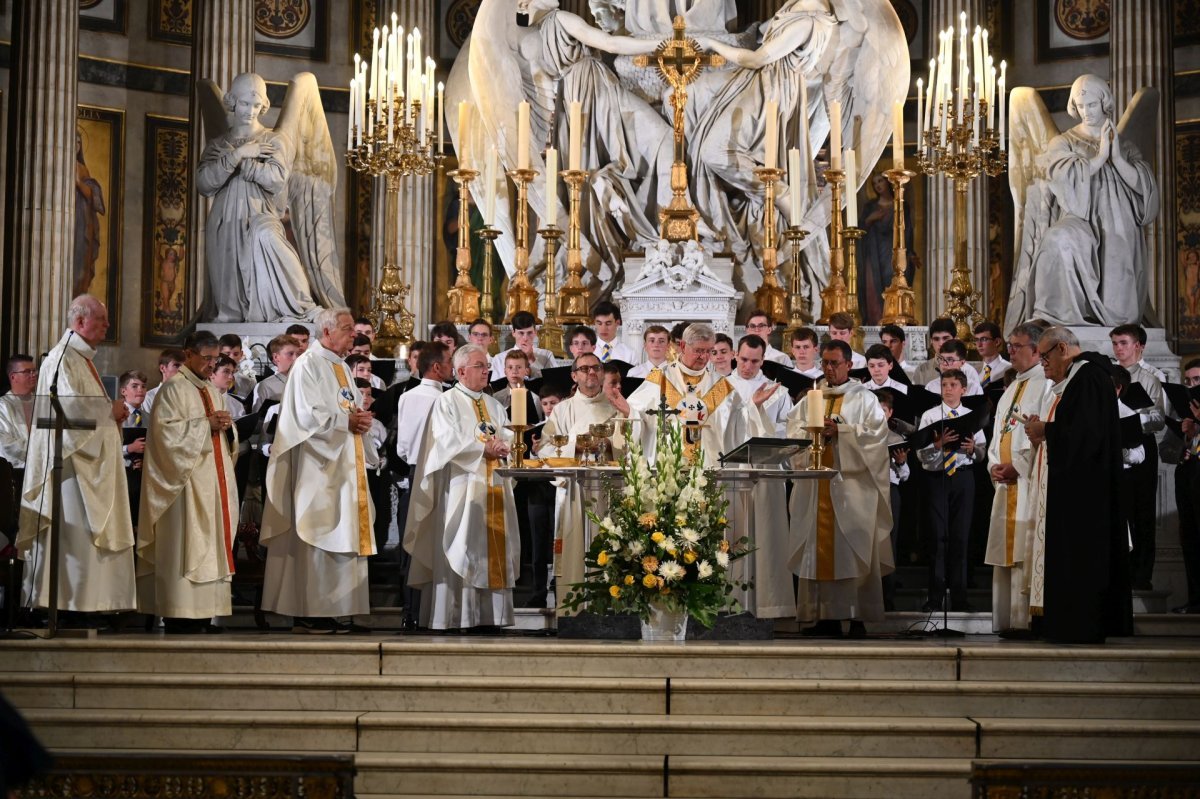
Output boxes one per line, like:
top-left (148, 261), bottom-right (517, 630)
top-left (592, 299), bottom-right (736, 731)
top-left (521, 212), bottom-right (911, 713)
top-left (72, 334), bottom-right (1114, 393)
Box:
top-left (985, 323), bottom-right (1051, 634)
top-left (136, 332), bottom-right (239, 630)
top-left (405, 344), bottom-right (519, 630)
top-left (19, 295), bottom-right (136, 613)
top-left (786, 340), bottom-right (892, 636)
top-left (726, 334), bottom-right (796, 618)
top-left (260, 308), bottom-right (379, 631)
top-left (536, 353), bottom-right (621, 611)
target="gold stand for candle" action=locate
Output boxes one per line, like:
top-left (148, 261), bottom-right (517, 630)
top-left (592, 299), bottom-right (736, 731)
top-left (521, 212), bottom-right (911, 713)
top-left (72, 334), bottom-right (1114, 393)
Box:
top-left (880, 167), bottom-right (919, 326)
top-left (817, 168), bottom-right (850, 324)
top-left (504, 168), bottom-right (541, 322)
top-left (477, 226), bottom-right (501, 323)
top-left (782, 225), bottom-right (811, 339)
top-left (557, 169), bottom-right (591, 325)
top-left (807, 425), bottom-right (830, 471)
top-left (753, 167), bottom-right (788, 324)
top-left (538, 224), bottom-right (566, 356)
top-left (506, 424), bottom-right (529, 467)
top-left (447, 168), bottom-right (481, 324)
top-left (841, 226), bottom-right (865, 327)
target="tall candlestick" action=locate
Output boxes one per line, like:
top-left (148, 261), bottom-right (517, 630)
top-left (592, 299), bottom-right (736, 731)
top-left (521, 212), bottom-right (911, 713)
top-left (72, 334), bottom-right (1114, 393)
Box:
top-left (545, 147), bottom-right (559, 226)
top-left (999, 61), bottom-right (1007, 151)
top-left (568, 101), bottom-right (582, 170)
top-left (369, 27), bottom-right (379, 101)
top-left (347, 78), bottom-right (356, 150)
top-left (788, 147), bottom-right (802, 227)
top-left (892, 101), bottom-right (904, 169)
top-left (484, 145), bottom-right (498, 225)
top-left (764, 99), bottom-right (779, 169)
top-left (916, 79), bottom-right (924, 147)
top-left (517, 101), bottom-right (531, 170)
top-left (844, 149), bottom-right (857, 228)
top-left (829, 100), bottom-right (842, 170)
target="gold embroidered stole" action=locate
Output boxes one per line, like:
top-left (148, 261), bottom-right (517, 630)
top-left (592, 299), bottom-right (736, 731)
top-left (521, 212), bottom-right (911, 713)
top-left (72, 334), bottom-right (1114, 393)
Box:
top-left (998, 379), bottom-right (1030, 564)
top-left (815, 394), bottom-right (845, 581)
top-left (466, 392), bottom-right (508, 589)
top-left (331, 363), bottom-right (372, 556)
top-left (197, 385), bottom-right (235, 571)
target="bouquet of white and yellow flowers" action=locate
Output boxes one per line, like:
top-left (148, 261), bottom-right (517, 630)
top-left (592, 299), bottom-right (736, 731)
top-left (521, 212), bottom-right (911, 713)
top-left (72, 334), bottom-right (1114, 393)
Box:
top-left (561, 420), bottom-right (749, 629)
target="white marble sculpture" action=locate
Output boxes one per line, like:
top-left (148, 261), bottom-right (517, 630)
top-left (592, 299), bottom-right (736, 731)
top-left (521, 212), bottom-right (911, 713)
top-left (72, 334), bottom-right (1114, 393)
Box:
top-left (196, 72), bottom-right (346, 323)
top-left (450, 0), bottom-right (910, 315)
top-left (1004, 74), bottom-right (1160, 333)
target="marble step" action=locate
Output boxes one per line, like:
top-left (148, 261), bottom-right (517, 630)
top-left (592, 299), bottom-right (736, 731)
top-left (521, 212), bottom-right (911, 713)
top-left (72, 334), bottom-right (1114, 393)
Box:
top-left (974, 718), bottom-right (1200, 761)
top-left (957, 645), bottom-right (1200, 683)
top-left (356, 712), bottom-right (978, 759)
top-left (669, 677), bottom-right (1200, 720)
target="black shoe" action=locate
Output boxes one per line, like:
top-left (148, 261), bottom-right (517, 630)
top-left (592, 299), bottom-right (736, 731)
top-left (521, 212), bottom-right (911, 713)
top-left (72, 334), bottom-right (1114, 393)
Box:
top-left (292, 617), bottom-right (343, 635)
top-left (847, 621), bottom-right (867, 639)
top-left (800, 620), bottom-right (843, 637)
top-left (1171, 603), bottom-right (1200, 615)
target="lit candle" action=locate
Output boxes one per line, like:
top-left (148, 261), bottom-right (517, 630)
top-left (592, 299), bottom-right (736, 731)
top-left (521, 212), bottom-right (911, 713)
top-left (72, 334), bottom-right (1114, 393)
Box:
top-left (510, 387), bottom-right (528, 426)
top-left (569, 101), bottom-right (582, 170)
top-left (805, 389), bottom-right (825, 429)
top-left (457, 100), bottom-right (470, 169)
top-left (369, 27), bottom-right (379, 101)
top-left (485, 145), bottom-right (498, 225)
top-left (788, 147), bottom-right (802, 227)
top-left (999, 61), bottom-right (1007, 151)
top-left (844, 148), bottom-right (857, 228)
top-left (545, 147), bottom-right (558, 226)
top-left (763, 98), bottom-right (778, 169)
top-left (915, 78), bottom-right (924, 147)
top-left (347, 77), bottom-right (355, 150)
top-left (981, 28), bottom-right (989, 78)
top-left (518, 101), bottom-right (531, 170)
top-left (387, 76), bottom-right (394, 144)
top-left (379, 25), bottom-right (388, 100)
top-left (892, 101), bottom-right (904, 170)
top-left (392, 27), bottom-right (402, 90)
top-left (829, 99), bottom-right (842, 170)
top-left (972, 26), bottom-right (982, 98)
top-left (437, 82), bottom-right (445, 153)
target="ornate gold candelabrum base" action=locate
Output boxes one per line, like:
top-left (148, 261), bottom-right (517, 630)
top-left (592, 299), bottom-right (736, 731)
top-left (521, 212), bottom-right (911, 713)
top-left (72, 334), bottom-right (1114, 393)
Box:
top-left (447, 168), bottom-right (481, 324)
top-left (944, 175), bottom-right (983, 343)
top-left (753, 167), bottom-right (788, 324)
top-left (841, 226), bottom-right (865, 329)
top-left (661, 160), bottom-right (701, 242)
top-left (477, 226), bottom-right (501, 323)
top-left (818, 168), bottom-right (848, 324)
top-left (372, 263), bottom-right (415, 356)
top-left (506, 425), bottom-right (529, 468)
top-left (782, 225), bottom-right (811, 340)
top-left (880, 168), bottom-right (919, 326)
top-left (538, 225), bottom-right (566, 356)
top-left (505, 168), bottom-right (541, 322)
top-left (558, 169), bottom-right (592, 325)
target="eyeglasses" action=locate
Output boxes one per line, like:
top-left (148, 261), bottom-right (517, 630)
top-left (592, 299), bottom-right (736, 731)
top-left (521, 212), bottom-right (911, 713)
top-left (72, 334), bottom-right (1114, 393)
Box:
top-left (1007, 341), bottom-right (1035, 351)
top-left (745, 322), bottom-right (771, 330)
top-left (1038, 343), bottom-right (1062, 364)
top-left (937, 357), bottom-right (964, 366)
top-left (821, 359), bottom-right (847, 368)
top-left (573, 364), bottom-right (602, 374)
top-left (461, 363), bottom-right (488, 371)
top-left (974, 336), bottom-right (994, 344)
top-left (9, 368), bottom-right (37, 376)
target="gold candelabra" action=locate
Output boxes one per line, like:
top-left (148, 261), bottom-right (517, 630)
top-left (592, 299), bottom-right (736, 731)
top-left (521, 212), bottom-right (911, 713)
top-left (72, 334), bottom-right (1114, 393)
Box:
top-left (783, 225), bottom-right (811, 339)
top-left (753, 167), bottom-right (788, 324)
top-left (918, 96), bottom-right (1007, 342)
top-left (880, 167), bottom-right (919, 326)
top-left (504, 168), bottom-right (540, 322)
top-left (477, 226), bottom-right (502, 323)
top-left (446, 167), bottom-right (481, 324)
top-left (807, 425), bottom-right (829, 471)
top-left (841, 226), bottom-right (865, 326)
top-left (346, 99), bottom-right (440, 354)
top-left (817, 167), bottom-right (851, 324)
top-left (557, 169), bottom-right (591, 325)
top-left (538, 224), bottom-right (566, 356)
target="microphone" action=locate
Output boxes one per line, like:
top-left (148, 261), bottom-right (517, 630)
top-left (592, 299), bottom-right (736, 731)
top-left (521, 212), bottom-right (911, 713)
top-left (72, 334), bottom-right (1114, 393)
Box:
top-left (49, 330), bottom-right (74, 398)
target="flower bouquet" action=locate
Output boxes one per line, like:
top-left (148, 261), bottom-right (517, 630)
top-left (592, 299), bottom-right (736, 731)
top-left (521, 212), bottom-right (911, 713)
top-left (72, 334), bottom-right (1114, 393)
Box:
top-left (561, 418), bottom-right (750, 631)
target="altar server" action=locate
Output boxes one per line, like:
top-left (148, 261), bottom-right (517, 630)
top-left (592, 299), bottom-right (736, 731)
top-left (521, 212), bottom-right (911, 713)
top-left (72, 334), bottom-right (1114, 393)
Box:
top-left (260, 308), bottom-right (378, 633)
top-left (137, 331), bottom-right (238, 632)
top-left (19, 295), bottom-right (136, 614)
top-left (405, 344), bottom-right (518, 630)
top-left (786, 340), bottom-right (892, 636)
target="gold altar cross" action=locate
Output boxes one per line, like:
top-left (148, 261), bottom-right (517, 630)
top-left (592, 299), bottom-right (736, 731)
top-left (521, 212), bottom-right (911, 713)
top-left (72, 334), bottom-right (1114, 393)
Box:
top-left (634, 16), bottom-right (724, 242)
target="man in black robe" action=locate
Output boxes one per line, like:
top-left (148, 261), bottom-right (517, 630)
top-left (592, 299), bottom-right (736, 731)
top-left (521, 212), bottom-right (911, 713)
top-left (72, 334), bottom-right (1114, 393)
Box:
top-left (1025, 328), bottom-right (1131, 644)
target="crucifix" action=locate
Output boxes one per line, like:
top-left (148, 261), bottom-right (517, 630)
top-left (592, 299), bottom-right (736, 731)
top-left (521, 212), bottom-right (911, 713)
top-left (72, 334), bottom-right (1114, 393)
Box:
top-left (634, 16), bottom-right (724, 242)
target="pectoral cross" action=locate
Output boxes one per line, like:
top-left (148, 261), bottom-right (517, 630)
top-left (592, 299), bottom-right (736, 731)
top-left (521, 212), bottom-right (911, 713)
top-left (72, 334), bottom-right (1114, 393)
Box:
top-left (634, 16), bottom-right (724, 242)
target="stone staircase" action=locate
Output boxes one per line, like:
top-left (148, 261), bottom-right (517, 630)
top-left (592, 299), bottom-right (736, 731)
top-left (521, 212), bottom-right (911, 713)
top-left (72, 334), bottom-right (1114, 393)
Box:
top-left (3, 637), bottom-right (1200, 798)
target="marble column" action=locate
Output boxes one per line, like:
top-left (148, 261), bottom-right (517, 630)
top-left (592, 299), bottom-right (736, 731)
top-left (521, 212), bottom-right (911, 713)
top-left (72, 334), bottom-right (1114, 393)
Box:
top-left (186, 0), bottom-right (255, 321)
top-left (1, 0), bottom-right (79, 355)
top-left (376, 0), bottom-right (437, 336)
top-left (1111, 0), bottom-right (1176, 333)
top-left (923, 0), bottom-right (989, 325)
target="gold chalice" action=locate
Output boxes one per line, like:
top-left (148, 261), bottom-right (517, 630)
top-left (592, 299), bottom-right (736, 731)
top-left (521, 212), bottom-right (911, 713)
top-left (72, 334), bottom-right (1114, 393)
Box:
top-left (574, 433), bottom-right (594, 465)
top-left (589, 421), bottom-right (616, 465)
top-left (551, 433), bottom-right (570, 458)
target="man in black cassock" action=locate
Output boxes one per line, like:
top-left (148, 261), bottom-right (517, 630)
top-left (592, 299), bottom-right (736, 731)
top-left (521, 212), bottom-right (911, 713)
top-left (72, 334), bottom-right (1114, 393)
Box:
top-left (1025, 328), bottom-right (1132, 644)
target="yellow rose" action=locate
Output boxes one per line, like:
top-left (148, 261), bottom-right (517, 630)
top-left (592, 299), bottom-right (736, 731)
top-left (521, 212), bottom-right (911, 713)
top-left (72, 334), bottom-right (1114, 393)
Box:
top-left (642, 556), bottom-right (659, 573)
top-left (684, 551), bottom-right (697, 564)
top-left (674, 515), bottom-right (686, 527)
top-left (666, 549), bottom-right (677, 558)
top-left (638, 512), bottom-right (658, 528)
top-left (597, 550), bottom-right (609, 566)
top-left (642, 573), bottom-right (659, 588)
top-left (718, 517), bottom-right (728, 526)
top-left (651, 531), bottom-right (666, 543)
top-left (719, 540), bottom-right (730, 553)
top-left (609, 585), bottom-right (622, 598)
top-left (624, 575), bottom-right (635, 586)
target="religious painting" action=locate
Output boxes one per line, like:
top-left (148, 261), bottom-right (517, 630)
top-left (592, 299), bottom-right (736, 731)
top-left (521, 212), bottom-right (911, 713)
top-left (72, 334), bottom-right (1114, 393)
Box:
top-left (76, 105), bottom-right (124, 343)
top-left (254, 0), bottom-right (329, 61)
top-left (1035, 0), bottom-right (1110, 62)
top-left (148, 0), bottom-right (193, 45)
top-left (852, 149), bottom-right (926, 326)
top-left (80, 0), bottom-right (128, 34)
top-left (142, 116), bottom-right (190, 346)
top-left (1176, 120), bottom-right (1200, 354)
top-left (345, 0), bottom-right (377, 318)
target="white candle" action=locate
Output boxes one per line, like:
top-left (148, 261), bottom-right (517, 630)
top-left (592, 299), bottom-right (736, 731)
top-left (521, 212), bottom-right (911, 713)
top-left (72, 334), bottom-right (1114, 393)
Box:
top-left (426, 59), bottom-right (436, 132)
top-left (999, 61), bottom-right (1007, 151)
top-left (805, 389), bottom-right (825, 429)
top-left (379, 25), bottom-right (388, 98)
top-left (510, 387), bottom-right (528, 425)
top-left (437, 82), bottom-right (445, 153)
top-left (518, 101), bottom-right (531, 170)
top-left (788, 147), bottom-right (802, 227)
top-left (763, 98), bottom-right (779, 169)
top-left (568, 101), bottom-right (582, 170)
top-left (981, 28), bottom-right (989, 80)
top-left (972, 26), bottom-right (982, 97)
top-left (485, 146), bottom-right (498, 225)
top-left (829, 99), bottom-right (842, 170)
top-left (844, 148), bottom-right (857, 228)
top-left (369, 28), bottom-right (379, 101)
top-left (387, 76), bottom-right (394, 144)
top-left (347, 77), bottom-right (355, 150)
top-left (942, 90), bottom-right (951, 148)
top-left (392, 27), bottom-right (402, 89)
top-left (915, 78), bottom-right (924, 146)
top-left (412, 27), bottom-right (422, 75)
top-left (545, 147), bottom-right (558, 226)
top-left (457, 101), bottom-right (470, 169)
top-left (892, 101), bottom-right (904, 170)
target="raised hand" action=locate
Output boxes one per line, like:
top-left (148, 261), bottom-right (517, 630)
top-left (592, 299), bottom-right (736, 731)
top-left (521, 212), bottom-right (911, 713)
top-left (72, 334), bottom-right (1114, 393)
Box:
top-left (752, 382), bottom-right (780, 407)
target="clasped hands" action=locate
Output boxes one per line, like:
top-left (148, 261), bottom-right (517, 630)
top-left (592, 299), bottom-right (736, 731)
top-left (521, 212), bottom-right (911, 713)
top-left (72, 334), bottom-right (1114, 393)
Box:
top-left (483, 436), bottom-right (511, 461)
top-left (208, 410), bottom-right (234, 433)
top-left (347, 408), bottom-right (374, 435)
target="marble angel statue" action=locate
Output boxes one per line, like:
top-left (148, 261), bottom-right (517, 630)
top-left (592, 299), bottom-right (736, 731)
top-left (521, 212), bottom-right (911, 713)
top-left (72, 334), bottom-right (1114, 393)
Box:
top-left (691, 0), bottom-right (910, 317)
top-left (196, 72), bottom-right (346, 323)
top-left (1004, 74), bottom-right (1159, 333)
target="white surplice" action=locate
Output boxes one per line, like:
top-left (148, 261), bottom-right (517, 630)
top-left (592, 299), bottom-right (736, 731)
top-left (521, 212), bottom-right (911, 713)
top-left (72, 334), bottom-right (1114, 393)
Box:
top-left (786, 380), bottom-right (892, 622)
top-left (0, 391), bottom-right (33, 469)
top-left (405, 384), bottom-right (519, 629)
top-left (137, 367), bottom-right (239, 618)
top-left (19, 331), bottom-right (135, 612)
top-left (727, 371), bottom-right (797, 618)
top-left (261, 340), bottom-right (378, 618)
top-left (985, 364), bottom-right (1051, 631)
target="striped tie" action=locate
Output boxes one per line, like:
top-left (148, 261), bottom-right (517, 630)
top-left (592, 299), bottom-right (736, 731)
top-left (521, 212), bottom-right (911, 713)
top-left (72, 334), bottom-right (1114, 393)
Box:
top-left (131, 408), bottom-right (142, 427)
top-left (599, 342), bottom-right (611, 362)
top-left (943, 408), bottom-right (959, 476)
top-left (981, 364), bottom-right (992, 388)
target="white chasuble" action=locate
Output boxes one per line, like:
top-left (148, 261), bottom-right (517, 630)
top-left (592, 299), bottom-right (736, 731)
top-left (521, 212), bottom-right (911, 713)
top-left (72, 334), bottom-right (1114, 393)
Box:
top-left (536, 391), bottom-right (619, 612)
top-left (261, 340), bottom-right (377, 618)
top-left (985, 365), bottom-right (1051, 631)
top-left (19, 331), bottom-right (135, 612)
top-left (786, 380), bottom-right (892, 623)
top-left (405, 385), bottom-right (519, 629)
top-left (136, 367), bottom-right (239, 618)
